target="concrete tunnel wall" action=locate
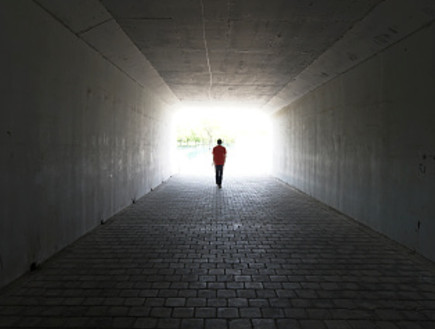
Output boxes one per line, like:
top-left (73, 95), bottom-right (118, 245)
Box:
top-left (1, 1), bottom-right (434, 290)
top-left (0, 2), bottom-right (175, 288)
top-left (272, 22), bottom-right (435, 262)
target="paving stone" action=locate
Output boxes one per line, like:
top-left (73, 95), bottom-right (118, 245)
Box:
top-left (86, 316), bottom-right (113, 328)
top-left (205, 318), bottom-right (228, 329)
top-left (180, 319), bottom-right (204, 329)
top-left (0, 175), bottom-right (434, 328)
top-left (103, 297), bottom-right (126, 305)
top-left (269, 298), bottom-right (292, 308)
top-left (240, 307), bottom-right (262, 318)
top-left (218, 307), bottom-right (239, 318)
top-left (195, 307), bottom-right (216, 318)
top-left (157, 318), bottom-right (180, 328)
top-left (395, 322), bottom-right (425, 329)
top-left (229, 319), bottom-right (252, 329)
top-left (124, 297), bottom-right (146, 306)
top-left (14, 317), bottom-right (43, 327)
top-left (218, 289), bottom-right (237, 298)
top-left (252, 318), bottom-right (277, 329)
top-left (150, 307), bottom-right (172, 318)
top-left (347, 320), bottom-right (378, 329)
top-left (229, 298), bottom-right (249, 307)
top-left (324, 320), bottom-right (353, 329)
top-left (277, 319), bottom-right (301, 329)
top-left (165, 298), bottom-right (186, 307)
top-left (172, 307), bottom-right (194, 318)
top-left (129, 306), bottom-right (151, 317)
top-left (207, 298), bottom-right (227, 307)
top-left (249, 298), bottom-right (270, 307)
top-left (237, 289), bottom-right (257, 298)
top-left (374, 321), bottom-right (400, 329)
top-left (85, 305), bottom-right (109, 316)
top-left (197, 289), bottom-right (216, 299)
top-left (0, 316), bottom-right (19, 327)
top-left (186, 298), bottom-right (207, 307)
top-left (133, 317), bottom-right (158, 328)
top-left (145, 298), bottom-right (165, 307)
top-left (112, 317), bottom-right (136, 328)
top-left (300, 319), bottom-right (327, 329)
top-left (107, 306), bottom-right (130, 316)
top-left (262, 307), bottom-right (285, 318)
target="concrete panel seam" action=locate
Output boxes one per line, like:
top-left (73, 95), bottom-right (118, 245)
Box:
top-left (200, 0), bottom-right (214, 101)
top-left (264, 2), bottom-right (435, 114)
top-left (76, 17), bottom-right (114, 35)
top-left (264, 0), bottom-right (386, 109)
top-left (32, 0), bottom-right (178, 106)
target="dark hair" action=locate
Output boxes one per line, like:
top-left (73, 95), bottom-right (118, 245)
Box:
top-left (217, 139), bottom-right (222, 145)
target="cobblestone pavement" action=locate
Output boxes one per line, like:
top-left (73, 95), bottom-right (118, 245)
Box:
top-left (1, 175), bottom-right (434, 329)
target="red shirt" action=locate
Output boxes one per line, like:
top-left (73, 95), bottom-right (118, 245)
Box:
top-left (212, 145), bottom-right (227, 165)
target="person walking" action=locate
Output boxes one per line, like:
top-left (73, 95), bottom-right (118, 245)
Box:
top-left (212, 139), bottom-right (226, 188)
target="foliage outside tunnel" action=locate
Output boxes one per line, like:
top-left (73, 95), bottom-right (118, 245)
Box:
top-left (176, 117), bottom-right (235, 147)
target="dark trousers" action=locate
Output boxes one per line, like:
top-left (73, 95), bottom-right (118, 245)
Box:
top-left (215, 165), bottom-right (224, 185)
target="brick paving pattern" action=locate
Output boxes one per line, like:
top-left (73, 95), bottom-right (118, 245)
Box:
top-left (0, 175), bottom-right (434, 328)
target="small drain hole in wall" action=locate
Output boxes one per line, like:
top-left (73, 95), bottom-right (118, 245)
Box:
top-left (30, 262), bottom-right (39, 272)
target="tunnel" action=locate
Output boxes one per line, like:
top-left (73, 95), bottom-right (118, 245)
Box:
top-left (1, 1), bottom-right (435, 328)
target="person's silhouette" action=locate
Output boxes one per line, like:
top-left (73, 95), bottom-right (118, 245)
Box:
top-left (212, 139), bottom-right (227, 188)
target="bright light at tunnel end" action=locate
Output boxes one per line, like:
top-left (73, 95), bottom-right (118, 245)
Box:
top-left (174, 103), bottom-right (272, 177)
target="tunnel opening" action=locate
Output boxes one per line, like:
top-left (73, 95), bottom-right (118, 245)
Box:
top-left (174, 105), bottom-right (272, 177)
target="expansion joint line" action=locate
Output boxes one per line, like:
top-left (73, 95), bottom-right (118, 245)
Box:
top-left (200, 0), bottom-right (213, 100)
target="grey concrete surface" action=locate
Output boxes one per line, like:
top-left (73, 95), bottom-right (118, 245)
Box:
top-left (272, 21), bottom-right (435, 262)
top-left (0, 1), bottom-right (176, 288)
top-left (102, 0), bottom-right (382, 107)
top-left (35, 0), bottom-right (179, 107)
top-left (0, 175), bottom-right (434, 328)
top-left (99, 0), bottom-right (435, 109)
top-left (263, 0), bottom-right (435, 112)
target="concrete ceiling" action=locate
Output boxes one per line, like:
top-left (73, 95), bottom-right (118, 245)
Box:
top-left (101, 0), bottom-right (380, 106)
top-left (37, 0), bottom-right (435, 112)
